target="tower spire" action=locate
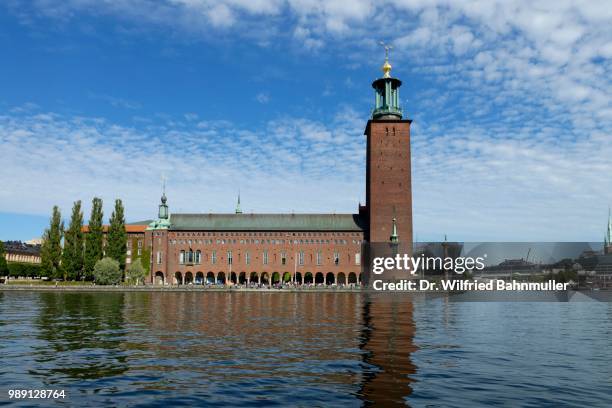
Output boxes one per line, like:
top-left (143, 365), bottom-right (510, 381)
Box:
top-left (235, 191), bottom-right (242, 214)
top-left (147, 175), bottom-right (170, 230)
top-left (606, 206), bottom-right (612, 246)
top-left (380, 41), bottom-right (393, 78)
top-left (372, 41), bottom-right (402, 120)
top-left (158, 174), bottom-right (168, 220)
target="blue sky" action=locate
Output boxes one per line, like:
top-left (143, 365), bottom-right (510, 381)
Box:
top-left (0, 0), bottom-right (611, 242)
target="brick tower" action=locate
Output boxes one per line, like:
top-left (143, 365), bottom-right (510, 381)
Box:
top-left (365, 48), bottom-right (413, 247)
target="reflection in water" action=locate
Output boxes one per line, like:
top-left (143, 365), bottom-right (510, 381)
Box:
top-left (1, 291), bottom-right (611, 406)
top-left (34, 293), bottom-right (129, 381)
top-left (359, 294), bottom-right (417, 406)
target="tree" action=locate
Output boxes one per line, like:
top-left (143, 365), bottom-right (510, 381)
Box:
top-left (107, 199), bottom-right (127, 271)
top-left (93, 257), bottom-right (122, 285)
top-left (0, 241), bottom-right (8, 277)
top-left (62, 200), bottom-right (84, 280)
top-left (40, 206), bottom-right (64, 279)
top-left (126, 258), bottom-right (146, 285)
top-left (84, 198), bottom-right (104, 281)
top-left (141, 247), bottom-right (151, 275)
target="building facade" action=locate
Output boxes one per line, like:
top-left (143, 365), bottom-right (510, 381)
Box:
top-left (3, 241), bottom-right (41, 264)
top-left (82, 224), bottom-right (148, 269)
top-left (143, 57), bottom-right (413, 285)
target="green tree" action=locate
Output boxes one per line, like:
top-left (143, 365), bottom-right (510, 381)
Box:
top-left (40, 206), bottom-right (64, 279)
top-left (62, 200), bottom-right (84, 281)
top-left (84, 198), bottom-right (104, 281)
top-left (141, 247), bottom-right (151, 275)
top-left (126, 258), bottom-right (146, 285)
top-left (0, 241), bottom-right (8, 277)
top-left (93, 257), bottom-right (122, 285)
top-left (107, 199), bottom-right (127, 271)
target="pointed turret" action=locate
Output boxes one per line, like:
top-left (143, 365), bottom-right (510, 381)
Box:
top-left (235, 191), bottom-right (242, 214)
top-left (147, 180), bottom-right (171, 230)
top-left (605, 207), bottom-right (612, 254)
top-left (607, 207), bottom-right (612, 242)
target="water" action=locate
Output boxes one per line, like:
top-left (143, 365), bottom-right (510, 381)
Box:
top-left (0, 291), bottom-right (611, 407)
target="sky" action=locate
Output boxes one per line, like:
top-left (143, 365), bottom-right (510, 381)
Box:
top-left (0, 0), bottom-right (611, 242)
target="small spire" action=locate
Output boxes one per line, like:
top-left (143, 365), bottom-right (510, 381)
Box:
top-left (156, 175), bottom-right (169, 222)
top-left (606, 206), bottom-right (612, 245)
top-left (390, 217), bottom-right (398, 243)
top-left (235, 191), bottom-right (242, 214)
top-left (380, 41), bottom-right (393, 78)
top-left (161, 173), bottom-right (167, 204)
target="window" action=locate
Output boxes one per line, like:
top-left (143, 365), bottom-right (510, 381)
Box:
top-left (281, 252), bottom-right (286, 265)
top-left (196, 250), bottom-right (202, 264)
top-left (212, 250), bottom-right (217, 265)
top-left (334, 251), bottom-right (340, 266)
top-left (299, 251), bottom-right (304, 265)
top-left (245, 251), bottom-right (250, 265)
top-left (263, 250), bottom-right (268, 265)
top-left (138, 240), bottom-right (143, 248)
top-left (355, 253), bottom-right (361, 265)
top-left (157, 251), bottom-right (162, 264)
top-left (227, 250), bottom-right (233, 265)
top-left (187, 249), bottom-right (194, 264)
top-left (316, 251), bottom-right (322, 265)
top-left (179, 250), bottom-right (185, 264)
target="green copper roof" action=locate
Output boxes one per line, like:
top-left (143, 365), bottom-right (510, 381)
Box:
top-left (127, 220), bottom-right (153, 225)
top-left (169, 213), bottom-right (365, 232)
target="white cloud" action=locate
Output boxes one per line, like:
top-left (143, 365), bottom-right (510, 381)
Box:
top-left (255, 92), bottom-right (270, 104)
top-left (1, 104), bottom-right (611, 241)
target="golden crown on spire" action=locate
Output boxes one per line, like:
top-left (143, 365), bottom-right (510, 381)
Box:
top-left (380, 41), bottom-right (393, 78)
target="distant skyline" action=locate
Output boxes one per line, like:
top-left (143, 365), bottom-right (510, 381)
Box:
top-left (0, 1), bottom-right (611, 242)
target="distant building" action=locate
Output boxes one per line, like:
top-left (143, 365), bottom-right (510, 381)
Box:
top-left (81, 223), bottom-right (149, 268)
top-left (3, 241), bottom-right (41, 264)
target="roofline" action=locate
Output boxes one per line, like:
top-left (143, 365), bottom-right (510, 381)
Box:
top-left (169, 228), bottom-right (364, 232)
top-left (168, 213), bottom-right (365, 232)
top-left (171, 212), bottom-right (360, 216)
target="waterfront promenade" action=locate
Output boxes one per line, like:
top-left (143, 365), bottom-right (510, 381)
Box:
top-left (0, 283), bottom-right (363, 292)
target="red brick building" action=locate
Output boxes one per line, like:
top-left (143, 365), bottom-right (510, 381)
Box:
top-left (145, 57), bottom-right (413, 285)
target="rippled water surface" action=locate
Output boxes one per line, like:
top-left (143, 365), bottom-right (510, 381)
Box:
top-left (0, 291), bottom-right (611, 407)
